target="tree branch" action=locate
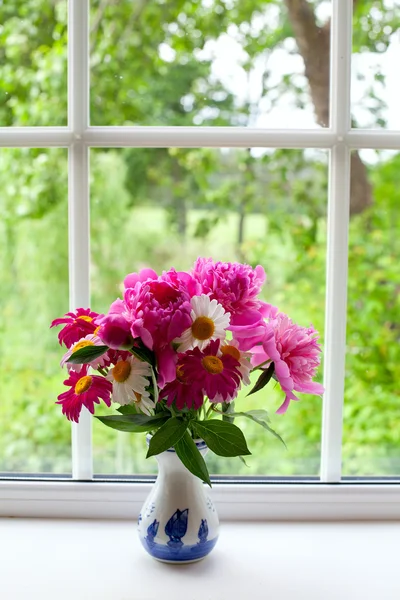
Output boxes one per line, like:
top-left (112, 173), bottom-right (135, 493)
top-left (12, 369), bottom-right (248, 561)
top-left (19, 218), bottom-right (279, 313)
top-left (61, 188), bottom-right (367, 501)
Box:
top-left (284, 0), bottom-right (372, 215)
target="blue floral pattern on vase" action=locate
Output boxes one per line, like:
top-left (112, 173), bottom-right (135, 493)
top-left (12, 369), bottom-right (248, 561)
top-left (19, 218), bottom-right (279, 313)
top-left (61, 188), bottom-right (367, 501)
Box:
top-left (197, 519), bottom-right (208, 544)
top-left (145, 519), bottom-right (159, 547)
top-left (165, 508), bottom-right (189, 549)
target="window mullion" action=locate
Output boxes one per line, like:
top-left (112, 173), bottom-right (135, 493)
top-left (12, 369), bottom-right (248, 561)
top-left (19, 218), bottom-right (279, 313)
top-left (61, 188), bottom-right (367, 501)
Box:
top-left (320, 0), bottom-right (353, 483)
top-left (68, 0), bottom-right (92, 480)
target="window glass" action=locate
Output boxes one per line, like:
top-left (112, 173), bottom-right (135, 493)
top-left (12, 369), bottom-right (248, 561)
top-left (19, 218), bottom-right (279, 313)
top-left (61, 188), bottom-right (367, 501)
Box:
top-left (90, 0), bottom-right (331, 128)
top-left (0, 1), bottom-right (67, 126)
top-left (90, 147), bottom-right (327, 476)
top-left (352, 1), bottom-right (400, 129)
top-left (0, 148), bottom-right (71, 474)
top-left (343, 150), bottom-right (400, 476)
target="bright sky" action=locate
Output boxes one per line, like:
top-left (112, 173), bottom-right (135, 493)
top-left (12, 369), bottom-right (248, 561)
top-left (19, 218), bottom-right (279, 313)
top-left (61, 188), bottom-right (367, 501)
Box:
top-left (159, 1), bottom-right (400, 163)
top-left (203, 27), bottom-right (400, 132)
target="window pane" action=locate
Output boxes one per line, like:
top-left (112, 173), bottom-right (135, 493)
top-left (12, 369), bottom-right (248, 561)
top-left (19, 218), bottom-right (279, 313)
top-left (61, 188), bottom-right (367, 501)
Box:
top-left (0, 1), bottom-right (67, 126)
top-left (343, 150), bottom-right (400, 476)
top-left (0, 148), bottom-right (70, 474)
top-left (90, 147), bottom-right (327, 476)
top-left (352, 2), bottom-right (400, 129)
top-left (90, 0), bottom-right (331, 128)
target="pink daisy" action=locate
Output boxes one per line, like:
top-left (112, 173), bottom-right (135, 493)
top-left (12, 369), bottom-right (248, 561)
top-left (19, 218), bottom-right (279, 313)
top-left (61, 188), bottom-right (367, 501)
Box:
top-left (159, 364), bottom-right (204, 410)
top-left (51, 308), bottom-right (99, 348)
top-left (252, 313), bottom-right (324, 414)
top-left (56, 370), bottom-right (112, 423)
top-left (180, 339), bottom-right (242, 402)
top-left (219, 340), bottom-right (252, 386)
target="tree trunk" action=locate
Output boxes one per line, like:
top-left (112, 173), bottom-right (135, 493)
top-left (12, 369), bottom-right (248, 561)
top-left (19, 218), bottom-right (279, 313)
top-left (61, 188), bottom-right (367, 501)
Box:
top-left (284, 0), bottom-right (372, 216)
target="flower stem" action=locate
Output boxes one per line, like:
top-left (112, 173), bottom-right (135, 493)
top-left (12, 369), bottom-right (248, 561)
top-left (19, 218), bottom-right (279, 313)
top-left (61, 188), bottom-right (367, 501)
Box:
top-left (250, 360), bottom-right (271, 373)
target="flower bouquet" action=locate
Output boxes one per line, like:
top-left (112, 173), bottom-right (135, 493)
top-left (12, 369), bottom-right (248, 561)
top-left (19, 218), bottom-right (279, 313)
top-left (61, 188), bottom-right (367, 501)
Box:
top-left (51, 258), bottom-right (323, 485)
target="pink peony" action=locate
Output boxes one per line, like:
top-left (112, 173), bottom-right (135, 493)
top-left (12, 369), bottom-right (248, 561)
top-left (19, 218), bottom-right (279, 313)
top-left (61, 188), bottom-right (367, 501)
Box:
top-left (96, 299), bottom-right (133, 350)
top-left (191, 258), bottom-right (270, 327)
top-left (123, 269), bottom-right (194, 349)
top-left (56, 369), bottom-right (112, 422)
top-left (179, 339), bottom-right (242, 402)
top-left (232, 303), bottom-right (279, 351)
top-left (51, 308), bottom-right (99, 348)
top-left (251, 313), bottom-right (324, 414)
top-left (123, 268), bottom-right (195, 385)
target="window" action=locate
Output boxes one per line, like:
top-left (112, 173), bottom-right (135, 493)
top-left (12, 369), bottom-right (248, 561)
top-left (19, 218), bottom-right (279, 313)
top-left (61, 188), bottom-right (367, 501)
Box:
top-left (1, 0), bottom-right (399, 518)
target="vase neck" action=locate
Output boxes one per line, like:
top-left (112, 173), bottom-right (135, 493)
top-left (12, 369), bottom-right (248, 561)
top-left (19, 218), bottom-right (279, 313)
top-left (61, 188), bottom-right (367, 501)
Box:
top-left (154, 441), bottom-right (208, 476)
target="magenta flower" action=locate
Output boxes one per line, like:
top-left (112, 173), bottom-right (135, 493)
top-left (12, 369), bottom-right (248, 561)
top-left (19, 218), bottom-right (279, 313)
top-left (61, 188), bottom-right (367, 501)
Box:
top-left (232, 303), bottom-right (279, 351)
top-left (159, 364), bottom-right (204, 410)
top-left (191, 258), bottom-right (270, 330)
top-left (252, 313), bottom-right (324, 414)
top-left (96, 299), bottom-right (133, 350)
top-left (122, 268), bottom-right (195, 385)
top-left (180, 339), bottom-right (242, 402)
top-left (56, 370), bottom-right (112, 422)
top-left (124, 269), bottom-right (193, 348)
top-left (51, 308), bottom-right (99, 348)
top-left (123, 268), bottom-right (158, 289)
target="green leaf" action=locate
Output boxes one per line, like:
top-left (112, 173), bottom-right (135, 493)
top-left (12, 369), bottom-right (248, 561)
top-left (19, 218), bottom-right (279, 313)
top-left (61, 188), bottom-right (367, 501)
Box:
top-left (68, 345), bottom-right (109, 364)
top-left (229, 410), bottom-right (286, 447)
top-left (222, 400), bottom-right (235, 424)
top-left (95, 412), bottom-right (169, 433)
top-left (247, 362), bottom-right (275, 396)
top-left (192, 420), bottom-right (251, 457)
top-left (117, 405), bottom-right (138, 415)
top-left (129, 341), bottom-right (155, 366)
top-left (238, 455), bottom-right (250, 468)
top-left (174, 431), bottom-right (211, 487)
top-left (146, 417), bottom-right (188, 458)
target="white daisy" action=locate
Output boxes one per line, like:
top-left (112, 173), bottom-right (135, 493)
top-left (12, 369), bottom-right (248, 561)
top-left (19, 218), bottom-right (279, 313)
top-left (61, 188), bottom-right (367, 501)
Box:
top-left (106, 355), bottom-right (154, 414)
top-left (175, 294), bottom-right (230, 353)
top-left (60, 334), bottom-right (106, 373)
top-left (219, 340), bottom-right (252, 386)
top-left (131, 392), bottom-right (156, 416)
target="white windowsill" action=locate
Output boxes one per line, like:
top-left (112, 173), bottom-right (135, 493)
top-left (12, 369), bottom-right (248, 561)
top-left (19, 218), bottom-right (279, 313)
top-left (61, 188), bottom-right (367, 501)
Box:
top-left (2, 481), bottom-right (400, 520)
top-left (1, 518), bottom-right (399, 599)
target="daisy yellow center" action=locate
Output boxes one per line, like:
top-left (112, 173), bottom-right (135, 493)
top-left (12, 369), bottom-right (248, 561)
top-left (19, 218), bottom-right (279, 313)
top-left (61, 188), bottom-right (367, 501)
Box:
top-left (113, 360), bottom-right (131, 383)
top-left (191, 316), bottom-right (215, 341)
top-left (221, 345), bottom-right (241, 361)
top-left (94, 326), bottom-right (101, 336)
top-left (74, 375), bottom-right (92, 395)
top-left (74, 340), bottom-right (94, 352)
top-left (202, 355), bottom-right (223, 375)
top-left (77, 315), bottom-right (93, 323)
top-left (176, 364), bottom-right (187, 383)
top-left (134, 392), bottom-right (142, 404)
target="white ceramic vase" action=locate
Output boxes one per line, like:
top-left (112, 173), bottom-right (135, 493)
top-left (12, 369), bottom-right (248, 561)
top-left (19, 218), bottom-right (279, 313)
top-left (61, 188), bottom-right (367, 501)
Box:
top-left (137, 438), bottom-right (219, 563)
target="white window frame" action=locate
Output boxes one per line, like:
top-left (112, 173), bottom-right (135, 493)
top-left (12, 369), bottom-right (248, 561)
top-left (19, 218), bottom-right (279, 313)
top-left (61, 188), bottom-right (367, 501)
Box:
top-left (1, 0), bottom-right (399, 520)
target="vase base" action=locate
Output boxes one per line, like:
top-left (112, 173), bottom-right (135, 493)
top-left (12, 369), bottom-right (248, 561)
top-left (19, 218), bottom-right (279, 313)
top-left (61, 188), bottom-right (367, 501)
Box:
top-left (140, 536), bottom-right (218, 563)
top-left (152, 555), bottom-right (208, 565)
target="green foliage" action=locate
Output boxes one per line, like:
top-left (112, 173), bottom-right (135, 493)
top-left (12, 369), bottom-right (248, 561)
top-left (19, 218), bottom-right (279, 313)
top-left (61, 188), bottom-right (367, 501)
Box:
top-left (95, 413), bottom-right (170, 434)
top-left (193, 420), bottom-right (251, 458)
top-left (68, 345), bottom-right (109, 364)
top-left (223, 410), bottom-right (286, 447)
top-left (174, 432), bottom-right (212, 487)
top-left (146, 418), bottom-right (188, 458)
top-left (247, 363), bottom-right (275, 396)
